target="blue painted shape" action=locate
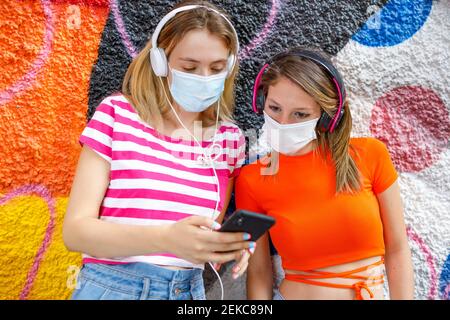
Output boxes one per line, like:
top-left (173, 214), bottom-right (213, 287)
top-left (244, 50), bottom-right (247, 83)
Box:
top-left (439, 254), bottom-right (450, 300)
top-left (352, 0), bottom-right (432, 47)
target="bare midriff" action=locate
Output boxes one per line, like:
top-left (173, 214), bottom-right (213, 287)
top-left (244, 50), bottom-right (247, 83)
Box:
top-left (280, 256), bottom-right (385, 300)
top-left (156, 264), bottom-right (194, 270)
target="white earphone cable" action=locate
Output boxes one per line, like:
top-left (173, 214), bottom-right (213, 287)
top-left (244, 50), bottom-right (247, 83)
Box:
top-left (159, 77), bottom-right (224, 300)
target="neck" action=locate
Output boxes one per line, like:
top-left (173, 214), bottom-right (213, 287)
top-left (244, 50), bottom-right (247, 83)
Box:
top-left (166, 103), bottom-right (201, 129)
top-left (162, 102), bottom-right (205, 141)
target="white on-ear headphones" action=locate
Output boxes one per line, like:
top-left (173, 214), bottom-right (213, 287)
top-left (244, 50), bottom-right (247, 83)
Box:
top-left (150, 4), bottom-right (240, 78)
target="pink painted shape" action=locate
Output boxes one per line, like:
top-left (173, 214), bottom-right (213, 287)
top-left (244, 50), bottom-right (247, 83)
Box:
top-left (370, 85), bottom-right (450, 172)
top-left (239, 0), bottom-right (282, 60)
top-left (111, 0), bottom-right (282, 61)
top-left (406, 226), bottom-right (438, 300)
top-left (110, 0), bottom-right (138, 58)
top-left (0, 0), bottom-right (54, 105)
top-left (51, 0), bottom-right (109, 6)
top-left (0, 185), bottom-right (56, 300)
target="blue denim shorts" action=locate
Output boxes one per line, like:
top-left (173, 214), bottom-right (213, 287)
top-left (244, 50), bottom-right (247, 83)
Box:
top-left (273, 289), bottom-right (285, 300)
top-left (71, 262), bottom-right (206, 300)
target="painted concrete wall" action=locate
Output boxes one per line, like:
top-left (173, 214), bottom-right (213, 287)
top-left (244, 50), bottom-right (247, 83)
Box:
top-left (0, 0), bottom-right (448, 300)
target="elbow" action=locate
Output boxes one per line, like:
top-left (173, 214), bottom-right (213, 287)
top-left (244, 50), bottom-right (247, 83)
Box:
top-left (248, 260), bottom-right (273, 279)
top-left (386, 239), bottom-right (412, 256)
top-left (62, 218), bottom-right (81, 253)
top-left (62, 227), bottom-right (75, 252)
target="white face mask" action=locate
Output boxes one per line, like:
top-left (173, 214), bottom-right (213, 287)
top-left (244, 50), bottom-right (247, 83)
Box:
top-left (261, 111), bottom-right (319, 155)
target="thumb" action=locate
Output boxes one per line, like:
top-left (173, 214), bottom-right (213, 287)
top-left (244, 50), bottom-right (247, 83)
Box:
top-left (183, 215), bottom-right (222, 231)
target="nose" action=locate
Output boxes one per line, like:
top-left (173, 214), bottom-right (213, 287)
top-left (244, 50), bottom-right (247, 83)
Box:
top-left (278, 113), bottom-right (291, 125)
top-left (198, 67), bottom-right (212, 77)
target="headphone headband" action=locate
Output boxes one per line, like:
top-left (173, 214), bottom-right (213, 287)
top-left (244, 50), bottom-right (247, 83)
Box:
top-left (252, 48), bottom-right (346, 133)
top-left (150, 5), bottom-right (239, 77)
top-left (151, 5), bottom-right (240, 56)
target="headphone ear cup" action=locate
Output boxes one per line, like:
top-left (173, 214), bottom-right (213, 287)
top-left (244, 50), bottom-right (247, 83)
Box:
top-left (329, 107), bottom-right (345, 133)
top-left (256, 88), bottom-right (265, 115)
top-left (150, 47), bottom-right (168, 77)
top-left (226, 54), bottom-right (235, 78)
top-left (318, 111), bottom-right (332, 132)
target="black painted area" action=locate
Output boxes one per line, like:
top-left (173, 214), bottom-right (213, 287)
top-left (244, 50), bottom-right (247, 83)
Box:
top-left (88, 0), bottom-right (388, 132)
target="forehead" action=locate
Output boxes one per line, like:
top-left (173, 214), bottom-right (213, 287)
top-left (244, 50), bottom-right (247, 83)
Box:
top-left (267, 76), bottom-right (320, 112)
top-left (170, 29), bottom-right (229, 61)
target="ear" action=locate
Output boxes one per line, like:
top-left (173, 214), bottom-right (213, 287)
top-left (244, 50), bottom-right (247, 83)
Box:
top-left (150, 47), bottom-right (168, 77)
top-left (329, 106), bottom-right (345, 133)
top-left (256, 88), bottom-right (266, 115)
top-left (226, 54), bottom-right (235, 78)
top-left (317, 111), bottom-right (332, 132)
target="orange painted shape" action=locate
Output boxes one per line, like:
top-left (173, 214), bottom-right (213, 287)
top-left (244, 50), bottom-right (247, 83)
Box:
top-left (0, 1), bottom-right (110, 196)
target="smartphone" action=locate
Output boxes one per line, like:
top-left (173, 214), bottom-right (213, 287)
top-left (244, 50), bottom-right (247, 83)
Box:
top-left (219, 209), bottom-right (275, 241)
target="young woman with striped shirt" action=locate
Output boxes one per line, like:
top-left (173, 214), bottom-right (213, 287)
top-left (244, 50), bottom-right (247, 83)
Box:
top-left (63, 1), bottom-right (253, 300)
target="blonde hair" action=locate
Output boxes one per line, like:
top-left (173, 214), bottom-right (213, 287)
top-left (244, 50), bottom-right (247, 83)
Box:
top-left (122, 0), bottom-right (239, 130)
top-left (261, 49), bottom-right (362, 194)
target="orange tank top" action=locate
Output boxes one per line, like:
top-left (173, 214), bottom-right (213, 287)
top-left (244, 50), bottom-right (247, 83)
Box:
top-left (235, 137), bottom-right (398, 271)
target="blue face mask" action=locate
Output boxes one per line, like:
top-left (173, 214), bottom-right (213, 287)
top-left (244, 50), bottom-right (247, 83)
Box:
top-left (169, 67), bottom-right (227, 113)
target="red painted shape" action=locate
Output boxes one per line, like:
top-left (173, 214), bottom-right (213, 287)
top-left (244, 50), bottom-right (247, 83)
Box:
top-left (370, 86), bottom-right (450, 172)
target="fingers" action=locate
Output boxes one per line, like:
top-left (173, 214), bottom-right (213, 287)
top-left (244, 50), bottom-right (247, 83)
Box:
top-left (212, 263), bottom-right (221, 271)
top-left (200, 229), bottom-right (252, 244)
top-left (209, 249), bottom-right (247, 264)
top-left (232, 250), bottom-right (250, 279)
top-left (185, 215), bottom-right (221, 230)
top-left (207, 240), bottom-right (256, 253)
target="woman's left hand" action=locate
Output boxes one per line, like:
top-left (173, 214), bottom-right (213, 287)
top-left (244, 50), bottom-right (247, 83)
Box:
top-left (212, 247), bottom-right (254, 279)
top-left (231, 247), bottom-right (255, 279)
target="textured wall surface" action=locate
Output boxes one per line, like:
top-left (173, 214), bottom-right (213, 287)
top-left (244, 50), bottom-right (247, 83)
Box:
top-left (0, 0), bottom-right (448, 300)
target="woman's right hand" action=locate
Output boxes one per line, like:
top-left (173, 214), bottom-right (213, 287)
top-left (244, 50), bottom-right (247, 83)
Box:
top-left (163, 215), bottom-right (255, 265)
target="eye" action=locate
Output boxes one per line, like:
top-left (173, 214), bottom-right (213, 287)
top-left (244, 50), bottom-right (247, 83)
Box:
top-left (211, 68), bottom-right (225, 74)
top-left (293, 111), bottom-right (309, 119)
top-left (210, 64), bottom-right (226, 74)
top-left (269, 105), bottom-right (281, 113)
top-left (182, 67), bottom-right (196, 72)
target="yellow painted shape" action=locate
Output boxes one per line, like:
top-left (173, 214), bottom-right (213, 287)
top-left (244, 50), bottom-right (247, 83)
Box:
top-left (0, 196), bottom-right (81, 300)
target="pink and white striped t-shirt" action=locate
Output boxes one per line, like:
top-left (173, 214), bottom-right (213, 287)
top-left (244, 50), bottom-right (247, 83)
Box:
top-left (78, 94), bottom-right (246, 269)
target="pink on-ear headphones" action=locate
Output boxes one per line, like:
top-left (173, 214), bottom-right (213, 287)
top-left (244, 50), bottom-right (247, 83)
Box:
top-left (252, 48), bottom-right (347, 133)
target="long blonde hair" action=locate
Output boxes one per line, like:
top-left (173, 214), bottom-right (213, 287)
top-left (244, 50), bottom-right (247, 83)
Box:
top-left (261, 49), bottom-right (362, 194)
top-left (122, 0), bottom-right (239, 130)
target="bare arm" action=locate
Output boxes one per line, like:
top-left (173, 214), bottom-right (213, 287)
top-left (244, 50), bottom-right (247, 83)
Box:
top-left (246, 232), bottom-right (273, 299)
top-left (63, 146), bottom-right (252, 264)
top-left (215, 177), bottom-right (235, 225)
top-left (63, 146), bottom-right (170, 258)
top-left (377, 180), bottom-right (415, 299)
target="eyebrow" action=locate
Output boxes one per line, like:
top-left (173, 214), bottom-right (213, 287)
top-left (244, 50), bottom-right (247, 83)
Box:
top-left (179, 57), bottom-right (227, 64)
top-left (268, 98), bottom-right (310, 111)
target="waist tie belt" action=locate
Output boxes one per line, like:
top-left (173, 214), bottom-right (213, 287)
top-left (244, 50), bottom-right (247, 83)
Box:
top-left (284, 257), bottom-right (385, 300)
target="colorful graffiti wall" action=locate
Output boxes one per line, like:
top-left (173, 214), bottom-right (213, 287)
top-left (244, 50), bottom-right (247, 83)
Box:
top-left (0, 0), bottom-right (448, 300)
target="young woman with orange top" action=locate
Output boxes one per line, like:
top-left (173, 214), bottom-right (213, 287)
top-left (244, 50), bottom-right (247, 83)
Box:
top-left (235, 48), bottom-right (414, 300)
